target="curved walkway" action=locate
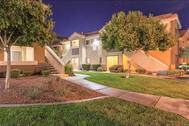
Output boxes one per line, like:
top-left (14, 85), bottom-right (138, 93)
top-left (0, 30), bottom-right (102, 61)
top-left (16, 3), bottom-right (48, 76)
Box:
top-left (64, 74), bottom-right (189, 120)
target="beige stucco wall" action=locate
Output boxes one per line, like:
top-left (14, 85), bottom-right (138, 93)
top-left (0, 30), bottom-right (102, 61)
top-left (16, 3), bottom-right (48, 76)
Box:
top-left (33, 43), bottom-right (45, 64)
top-left (0, 43), bottom-right (45, 64)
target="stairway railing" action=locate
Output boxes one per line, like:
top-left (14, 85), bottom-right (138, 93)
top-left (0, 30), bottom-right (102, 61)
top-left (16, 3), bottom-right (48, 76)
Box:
top-left (62, 49), bottom-right (72, 64)
top-left (45, 46), bottom-right (64, 74)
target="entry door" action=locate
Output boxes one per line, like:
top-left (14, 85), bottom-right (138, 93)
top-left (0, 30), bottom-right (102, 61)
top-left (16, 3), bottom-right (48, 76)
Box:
top-left (107, 56), bottom-right (118, 70)
top-left (71, 58), bottom-right (79, 70)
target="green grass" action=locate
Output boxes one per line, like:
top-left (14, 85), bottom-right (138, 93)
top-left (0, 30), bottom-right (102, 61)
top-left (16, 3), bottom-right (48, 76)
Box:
top-left (76, 71), bottom-right (189, 100)
top-left (0, 98), bottom-right (188, 126)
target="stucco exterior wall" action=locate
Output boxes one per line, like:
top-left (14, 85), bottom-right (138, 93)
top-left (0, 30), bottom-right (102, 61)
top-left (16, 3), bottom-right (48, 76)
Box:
top-left (0, 44), bottom-right (45, 72)
top-left (33, 43), bottom-right (45, 64)
top-left (0, 50), bottom-right (4, 61)
top-left (148, 49), bottom-right (172, 66)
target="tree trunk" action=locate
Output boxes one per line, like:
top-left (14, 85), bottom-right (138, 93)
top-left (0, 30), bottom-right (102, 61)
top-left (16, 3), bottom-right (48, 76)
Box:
top-left (5, 47), bottom-right (11, 89)
top-left (125, 60), bottom-right (131, 78)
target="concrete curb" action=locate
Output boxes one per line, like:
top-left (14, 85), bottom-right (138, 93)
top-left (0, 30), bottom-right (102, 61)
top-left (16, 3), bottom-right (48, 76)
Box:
top-left (0, 96), bottom-right (109, 108)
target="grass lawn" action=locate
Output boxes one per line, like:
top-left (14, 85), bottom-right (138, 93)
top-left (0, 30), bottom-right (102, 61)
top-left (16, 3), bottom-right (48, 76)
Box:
top-left (76, 71), bottom-right (189, 100)
top-left (0, 98), bottom-right (188, 126)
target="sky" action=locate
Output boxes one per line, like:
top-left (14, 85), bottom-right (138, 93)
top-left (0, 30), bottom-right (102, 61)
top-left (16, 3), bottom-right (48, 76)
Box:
top-left (43, 0), bottom-right (189, 37)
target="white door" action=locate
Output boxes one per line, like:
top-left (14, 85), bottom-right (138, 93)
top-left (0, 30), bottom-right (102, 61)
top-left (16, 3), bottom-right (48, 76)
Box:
top-left (71, 58), bottom-right (79, 70)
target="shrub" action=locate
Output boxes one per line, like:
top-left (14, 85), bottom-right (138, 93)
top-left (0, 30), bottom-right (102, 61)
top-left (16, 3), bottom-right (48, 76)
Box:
top-left (136, 69), bottom-right (146, 74)
top-left (64, 64), bottom-right (74, 76)
top-left (23, 71), bottom-right (33, 77)
top-left (179, 64), bottom-right (189, 71)
top-left (82, 64), bottom-right (91, 71)
top-left (41, 70), bottom-right (50, 77)
top-left (23, 86), bottom-right (43, 100)
top-left (0, 71), bottom-right (6, 78)
top-left (11, 69), bottom-right (21, 78)
top-left (92, 64), bottom-right (101, 71)
top-left (167, 70), bottom-right (184, 77)
top-left (109, 65), bottom-right (123, 73)
top-left (135, 69), bottom-right (146, 74)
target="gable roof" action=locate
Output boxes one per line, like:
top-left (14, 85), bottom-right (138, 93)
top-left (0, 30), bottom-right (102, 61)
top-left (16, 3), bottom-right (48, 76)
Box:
top-left (84, 31), bottom-right (99, 36)
top-left (67, 13), bottom-right (182, 39)
top-left (179, 29), bottom-right (189, 41)
top-left (180, 30), bottom-right (188, 37)
top-left (69, 32), bottom-right (85, 40)
top-left (155, 13), bottom-right (182, 29)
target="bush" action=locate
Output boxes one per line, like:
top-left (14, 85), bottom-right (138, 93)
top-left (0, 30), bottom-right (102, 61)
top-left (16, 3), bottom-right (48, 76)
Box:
top-left (41, 70), bottom-right (50, 77)
top-left (64, 64), bottom-right (74, 76)
top-left (0, 71), bottom-right (6, 78)
top-left (179, 64), bottom-right (189, 71)
top-left (11, 69), bottom-right (21, 78)
top-left (23, 86), bottom-right (43, 100)
top-left (167, 70), bottom-right (184, 77)
top-left (135, 69), bottom-right (146, 74)
top-left (92, 64), bottom-right (101, 71)
top-left (109, 65), bottom-right (123, 73)
top-left (82, 64), bottom-right (91, 71)
top-left (22, 71), bottom-right (33, 77)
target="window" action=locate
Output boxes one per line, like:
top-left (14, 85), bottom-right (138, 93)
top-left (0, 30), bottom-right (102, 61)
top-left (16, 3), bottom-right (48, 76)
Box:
top-left (12, 51), bottom-right (22, 61)
top-left (85, 40), bottom-right (90, 45)
top-left (25, 47), bottom-right (34, 61)
top-left (72, 48), bottom-right (79, 55)
top-left (99, 57), bottom-right (102, 64)
top-left (4, 46), bottom-right (35, 62)
top-left (107, 56), bottom-right (118, 70)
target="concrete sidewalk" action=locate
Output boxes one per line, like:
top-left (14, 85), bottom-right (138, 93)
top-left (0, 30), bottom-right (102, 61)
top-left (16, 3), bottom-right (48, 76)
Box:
top-left (64, 74), bottom-right (189, 120)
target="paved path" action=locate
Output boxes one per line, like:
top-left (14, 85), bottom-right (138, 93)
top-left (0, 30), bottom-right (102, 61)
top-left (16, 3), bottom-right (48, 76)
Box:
top-left (64, 74), bottom-right (189, 120)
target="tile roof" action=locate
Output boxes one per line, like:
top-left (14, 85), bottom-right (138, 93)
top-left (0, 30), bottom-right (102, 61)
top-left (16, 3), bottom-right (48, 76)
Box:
top-left (84, 31), bottom-right (99, 36)
top-left (155, 13), bottom-right (178, 20)
top-left (179, 30), bottom-right (188, 37)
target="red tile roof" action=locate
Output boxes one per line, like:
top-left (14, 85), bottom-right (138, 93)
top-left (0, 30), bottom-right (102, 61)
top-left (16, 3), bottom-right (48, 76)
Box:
top-left (155, 13), bottom-right (178, 20)
top-left (180, 30), bottom-right (188, 37)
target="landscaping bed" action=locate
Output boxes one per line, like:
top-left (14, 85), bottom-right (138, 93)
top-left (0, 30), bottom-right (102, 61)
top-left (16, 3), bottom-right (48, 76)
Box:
top-left (0, 76), bottom-right (103, 104)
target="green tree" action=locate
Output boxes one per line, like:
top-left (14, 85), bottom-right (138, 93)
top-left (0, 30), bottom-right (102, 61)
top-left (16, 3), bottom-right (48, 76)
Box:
top-left (0, 0), bottom-right (54, 89)
top-left (100, 11), bottom-right (177, 77)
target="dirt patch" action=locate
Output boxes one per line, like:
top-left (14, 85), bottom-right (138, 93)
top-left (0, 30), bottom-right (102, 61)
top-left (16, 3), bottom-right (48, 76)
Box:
top-left (0, 76), bottom-right (103, 104)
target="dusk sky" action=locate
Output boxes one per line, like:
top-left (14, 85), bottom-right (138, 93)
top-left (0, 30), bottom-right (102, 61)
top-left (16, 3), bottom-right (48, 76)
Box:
top-left (43, 0), bottom-right (189, 37)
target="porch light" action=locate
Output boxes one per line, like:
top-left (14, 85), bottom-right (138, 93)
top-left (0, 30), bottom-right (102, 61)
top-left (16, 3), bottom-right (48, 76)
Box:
top-left (93, 39), bottom-right (100, 46)
top-left (92, 39), bottom-right (100, 51)
top-left (65, 43), bottom-right (70, 49)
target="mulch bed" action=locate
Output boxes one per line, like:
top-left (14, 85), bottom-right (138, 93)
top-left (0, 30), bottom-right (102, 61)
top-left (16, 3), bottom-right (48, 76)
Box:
top-left (0, 76), bottom-right (103, 104)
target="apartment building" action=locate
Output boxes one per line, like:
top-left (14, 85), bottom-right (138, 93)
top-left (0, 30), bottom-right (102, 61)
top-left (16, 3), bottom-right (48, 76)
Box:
top-left (56, 13), bottom-right (189, 72)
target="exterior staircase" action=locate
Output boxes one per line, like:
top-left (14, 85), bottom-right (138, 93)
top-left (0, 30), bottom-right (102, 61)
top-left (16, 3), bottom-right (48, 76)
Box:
top-left (45, 46), bottom-right (65, 74)
top-left (128, 50), bottom-right (169, 72)
top-left (44, 62), bottom-right (59, 74)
